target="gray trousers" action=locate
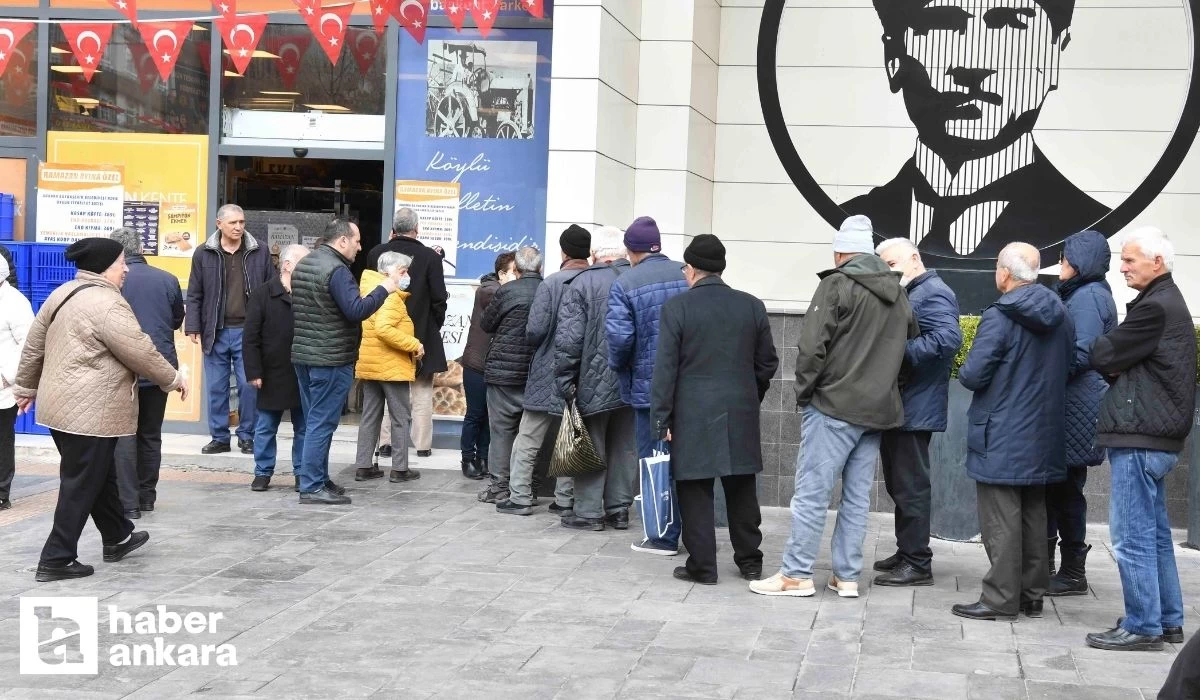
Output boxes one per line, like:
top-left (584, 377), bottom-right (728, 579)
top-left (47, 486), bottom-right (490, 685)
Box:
top-left (977, 482), bottom-right (1049, 614)
top-left (355, 381), bottom-right (412, 473)
top-left (487, 384), bottom-right (525, 485)
top-left (509, 409), bottom-right (574, 507)
top-left (574, 407), bottom-right (637, 519)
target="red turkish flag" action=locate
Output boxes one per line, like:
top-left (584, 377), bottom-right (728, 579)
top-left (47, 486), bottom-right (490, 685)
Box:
top-left (62, 23), bottom-right (114, 82)
top-left (522, 0), bottom-right (543, 19)
top-left (468, 0), bottom-right (501, 38)
top-left (346, 28), bottom-right (379, 75)
top-left (443, 0), bottom-right (467, 31)
top-left (128, 40), bottom-right (160, 93)
top-left (216, 13), bottom-right (269, 75)
top-left (139, 20), bottom-right (194, 82)
top-left (369, 0), bottom-right (393, 35)
top-left (211, 0), bottom-right (237, 20)
top-left (308, 2), bottom-right (354, 65)
top-left (266, 33), bottom-right (311, 90)
top-left (106, 0), bottom-right (139, 27)
top-left (2, 35), bottom-right (32, 107)
top-left (0, 21), bottom-right (35, 81)
top-left (294, 0), bottom-right (322, 31)
top-left (392, 0), bottom-right (430, 44)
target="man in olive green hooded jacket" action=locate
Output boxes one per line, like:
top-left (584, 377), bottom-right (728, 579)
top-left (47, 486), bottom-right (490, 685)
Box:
top-left (752, 215), bottom-right (918, 598)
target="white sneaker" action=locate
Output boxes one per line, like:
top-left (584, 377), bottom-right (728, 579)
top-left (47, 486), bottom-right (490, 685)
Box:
top-left (631, 538), bottom-right (678, 556)
top-left (827, 576), bottom-right (859, 598)
top-left (748, 572), bottom-right (816, 597)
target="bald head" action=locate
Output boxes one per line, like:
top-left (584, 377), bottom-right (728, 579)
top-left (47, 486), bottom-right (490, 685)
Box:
top-left (996, 242), bottom-right (1041, 293)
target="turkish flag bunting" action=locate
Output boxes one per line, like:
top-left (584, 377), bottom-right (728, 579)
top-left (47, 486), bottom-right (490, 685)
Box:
top-left (392, 0), bottom-right (431, 44)
top-left (522, 0), bottom-right (544, 19)
top-left (62, 23), bottom-right (114, 82)
top-left (369, 0), bottom-right (393, 35)
top-left (0, 21), bottom-right (35, 81)
top-left (139, 20), bottom-right (194, 82)
top-left (106, 0), bottom-right (139, 27)
top-left (308, 2), bottom-right (354, 65)
top-left (5, 67), bottom-right (31, 107)
top-left (266, 33), bottom-right (311, 90)
top-left (442, 0), bottom-right (467, 32)
top-left (469, 0), bottom-right (502, 38)
top-left (211, 0), bottom-right (237, 21)
top-left (128, 40), bottom-right (160, 93)
top-left (347, 28), bottom-right (379, 75)
top-left (294, 0), bottom-right (322, 34)
top-left (216, 13), bottom-right (269, 75)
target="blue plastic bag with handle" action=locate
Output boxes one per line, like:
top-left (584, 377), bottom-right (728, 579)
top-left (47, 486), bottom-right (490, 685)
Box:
top-left (637, 440), bottom-right (681, 546)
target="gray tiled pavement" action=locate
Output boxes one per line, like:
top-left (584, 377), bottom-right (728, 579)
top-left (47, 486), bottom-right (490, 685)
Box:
top-left (0, 461), bottom-right (1195, 699)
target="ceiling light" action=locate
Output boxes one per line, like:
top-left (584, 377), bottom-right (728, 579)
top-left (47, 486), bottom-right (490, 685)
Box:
top-left (223, 70), bottom-right (243, 77)
top-left (304, 104), bottom-right (350, 112)
top-left (51, 46), bottom-right (70, 55)
top-left (261, 91), bottom-right (302, 96)
top-left (74, 97), bottom-right (100, 106)
top-left (223, 49), bottom-right (279, 59)
top-left (51, 66), bottom-right (95, 74)
top-left (192, 24), bottom-right (208, 32)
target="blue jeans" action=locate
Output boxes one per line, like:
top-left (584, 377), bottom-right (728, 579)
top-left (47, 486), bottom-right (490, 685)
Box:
top-left (1109, 448), bottom-right (1185, 637)
top-left (782, 405), bottom-right (880, 581)
top-left (294, 364), bottom-right (354, 494)
top-left (254, 406), bottom-right (306, 478)
top-left (635, 408), bottom-right (680, 548)
top-left (203, 327), bottom-right (257, 443)
top-left (460, 367), bottom-right (490, 461)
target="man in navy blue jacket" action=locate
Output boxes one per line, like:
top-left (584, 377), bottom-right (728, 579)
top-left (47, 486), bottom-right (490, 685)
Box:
top-left (873, 239), bottom-right (961, 586)
top-left (110, 228), bottom-right (184, 519)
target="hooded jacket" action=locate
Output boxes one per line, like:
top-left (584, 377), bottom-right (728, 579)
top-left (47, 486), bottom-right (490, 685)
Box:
top-left (462, 273), bottom-right (500, 374)
top-left (898, 271), bottom-right (962, 432)
top-left (1058, 231), bottom-right (1118, 467)
top-left (523, 259), bottom-right (589, 414)
top-left (355, 269), bottom-right (423, 383)
top-left (554, 259), bottom-right (630, 417)
top-left (960, 283), bottom-right (1074, 485)
top-left (185, 231), bottom-right (275, 354)
top-left (795, 254), bottom-right (919, 430)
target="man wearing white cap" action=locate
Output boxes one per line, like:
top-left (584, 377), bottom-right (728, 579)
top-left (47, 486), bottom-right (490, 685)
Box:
top-left (752, 215), bottom-right (917, 598)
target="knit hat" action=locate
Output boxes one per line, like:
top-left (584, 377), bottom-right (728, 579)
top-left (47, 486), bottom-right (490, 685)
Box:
top-left (559, 224), bottom-right (591, 260)
top-left (624, 216), bottom-right (661, 253)
top-left (684, 234), bottom-right (726, 273)
top-left (65, 237), bottom-right (124, 274)
top-left (832, 215), bottom-right (875, 255)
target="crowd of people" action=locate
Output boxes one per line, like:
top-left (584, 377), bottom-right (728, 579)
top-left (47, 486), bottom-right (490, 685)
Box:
top-left (0, 209), bottom-right (1198, 689)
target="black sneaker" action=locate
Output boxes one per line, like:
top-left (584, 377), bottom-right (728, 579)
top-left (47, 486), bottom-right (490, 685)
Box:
top-left (201, 440), bottom-right (230, 455)
top-left (390, 469), bottom-right (421, 483)
top-left (325, 480), bottom-right (347, 495)
top-left (378, 444), bottom-right (392, 458)
top-left (238, 439), bottom-right (254, 455)
top-left (124, 508), bottom-right (141, 520)
top-left (416, 449), bottom-right (432, 458)
top-left (36, 560), bottom-right (94, 582)
top-left (299, 487), bottom-right (351, 505)
top-left (561, 514), bottom-right (604, 531)
top-left (478, 482), bottom-right (509, 503)
top-left (1020, 600), bottom-right (1044, 618)
top-left (0, 498), bottom-right (10, 510)
top-left (1119, 617), bottom-right (1184, 644)
top-left (873, 562), bottom-right (934, 587)
top-left (139, 501), bottom-right (154, 512)
top-left (604, 510), bottom-right (630, 530)
top-left (251, 476), bottom-right (270, 491)
top-left (549, 502), bottom-right (573, 514)
top-left (496, 499), bottom-right (533, 516)
top-left (873, 553), bottom-right (901, 572)
top-left (355, 467), bottom-right (385, 481)
top-left (103, 531), bottom-right (150, 562)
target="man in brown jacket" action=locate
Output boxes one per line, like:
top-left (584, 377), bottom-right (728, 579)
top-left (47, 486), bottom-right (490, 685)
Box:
top-left (14, 238), bottom-right (189, 583)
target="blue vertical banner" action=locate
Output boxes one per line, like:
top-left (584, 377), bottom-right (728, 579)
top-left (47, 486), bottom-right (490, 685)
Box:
top-left (395, 25), bottom-right (552, 282)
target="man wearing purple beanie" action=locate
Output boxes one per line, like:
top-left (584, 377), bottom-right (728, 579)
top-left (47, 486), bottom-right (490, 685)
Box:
top-left (606, 216), bottom-right (688, 555)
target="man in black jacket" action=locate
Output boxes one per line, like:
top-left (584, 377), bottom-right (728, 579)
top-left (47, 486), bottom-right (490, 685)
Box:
top-left (244, 244), bottom-right (309, 493)
top-left (478, 246), bottom-right (542, 504)
top-left (364, 208), bottom-right (448, 458)
top-left (1085, 227), bottom-right (1196, 652)
top-left (459, 251), bottom-right (515, 480)
top-left (110, 228), bottom-right (184, 519)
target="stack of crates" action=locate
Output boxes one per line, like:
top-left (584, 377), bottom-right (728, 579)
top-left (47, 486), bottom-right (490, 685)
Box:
top-left (2, 240), bottom-right (73, 435)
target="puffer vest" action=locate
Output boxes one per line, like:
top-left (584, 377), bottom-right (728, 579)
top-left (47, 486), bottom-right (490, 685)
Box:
top-left (291, 245), bottom-right (360, 367)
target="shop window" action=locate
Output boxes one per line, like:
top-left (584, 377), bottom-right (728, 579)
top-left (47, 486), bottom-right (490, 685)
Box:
top-left (48, 23), bottom-right (210, 135)
top-left (0, 24), bottom-right (38, 137)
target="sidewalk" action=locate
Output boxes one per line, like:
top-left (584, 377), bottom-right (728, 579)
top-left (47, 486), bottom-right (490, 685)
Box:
top-left (0, 451), bottom-right (1197, 698)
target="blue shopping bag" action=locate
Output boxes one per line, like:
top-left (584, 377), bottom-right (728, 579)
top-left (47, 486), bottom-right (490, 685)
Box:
top-left (638, 440), bottom-right (681, 545)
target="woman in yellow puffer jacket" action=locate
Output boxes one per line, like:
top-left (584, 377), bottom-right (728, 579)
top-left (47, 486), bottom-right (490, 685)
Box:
top-left (354, 252), bottom-right (425, 483)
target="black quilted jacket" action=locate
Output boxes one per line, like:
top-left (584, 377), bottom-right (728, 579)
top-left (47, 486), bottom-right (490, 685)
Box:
top-left (1092, 273), bottom-right (1197, 453)
top-left (481, 271), bottom-right (542, 387)
top-left (555, 260), bottom-right (630, 417)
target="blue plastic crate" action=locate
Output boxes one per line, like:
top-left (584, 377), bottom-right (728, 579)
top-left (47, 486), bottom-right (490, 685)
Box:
top-left (1, 240), bottom-right (34, 286)
top-left (15, 408), bottom-right (48, 436)
top-left (32, 243), bottom-right (73, 285)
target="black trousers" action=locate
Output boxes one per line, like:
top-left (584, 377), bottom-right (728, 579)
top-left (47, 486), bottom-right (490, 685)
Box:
top-left (676, 475), bottom-right (763, 581)
top-left (879, 430), bottom-right (933, 571)
top-left (1159, 631), bottom-right (1200, 699)
top-left (977, 482), bottom-right (1048, 614)
top-left (0, 405), bottom-right (15, 501)
top-left (41, 431), bottom-right (133, 567)
top-left (114, 386), bottom-right (169, 511)
top-left (1046, 465), bottom-right (1088, 560)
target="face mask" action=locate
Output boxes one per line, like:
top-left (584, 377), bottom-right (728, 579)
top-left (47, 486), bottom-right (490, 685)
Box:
top-left (398, 274), bottom-right (411, 291)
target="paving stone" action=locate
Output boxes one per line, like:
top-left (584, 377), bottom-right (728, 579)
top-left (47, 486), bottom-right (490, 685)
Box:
top-left (1024, 680), bottom-right (1142, 699)
top-left (685, 656), bottom-right (800, 692)
top-left (852, 667), bottom-right (970, 697)
top-left (795, 662), bottom-right (855, 694)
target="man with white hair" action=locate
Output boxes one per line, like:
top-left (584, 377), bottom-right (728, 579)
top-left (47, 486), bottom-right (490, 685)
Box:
top-left (1085, 228), bottom-right (1195, 652)
top-left (872, 238), bottom-right (961, 586)
top-left (952, 242), bottom-right (1074, 622)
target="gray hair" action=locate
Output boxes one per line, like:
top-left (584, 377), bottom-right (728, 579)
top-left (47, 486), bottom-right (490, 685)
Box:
top-left (216, 203), bottom-right (244, 222)
top-left (875, 237), bottom-right (919, 259)
top-left (393, 207), bottom-right (419, 236)
top-left (1123, 226), bottom-right (1175, 272)
top-left (279, 244), bottom-right (309, 265)
top-left (109, 227), bottom-right (141, 257)
top-left (998, 242), bottom-right (1040, 283)
top-left (515, 246), bottom-right (543, 274)
top-left (377, 251), bottom-right (413, 275)
top-left (592, 225), bottom-right (627, 260)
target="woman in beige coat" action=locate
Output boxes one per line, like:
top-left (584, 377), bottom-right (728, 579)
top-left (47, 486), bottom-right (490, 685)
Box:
top-left (13, 238), bottom-right (189, 583)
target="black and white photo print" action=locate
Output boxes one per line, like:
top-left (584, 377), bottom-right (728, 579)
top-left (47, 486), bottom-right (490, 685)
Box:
top-left (426, 39), bottom-right (537, 140)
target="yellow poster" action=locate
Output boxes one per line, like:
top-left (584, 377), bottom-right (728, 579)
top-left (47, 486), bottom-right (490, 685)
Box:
top-left (159, 203), bottom-right (200, 257)
top-left (163, 328), bottom-right (203, 422)
top-left (46, 132), bottom-right (209, 288)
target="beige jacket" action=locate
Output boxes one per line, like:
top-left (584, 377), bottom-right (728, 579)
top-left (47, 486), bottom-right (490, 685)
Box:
top-left (13, 271), bottom-right (182, 437)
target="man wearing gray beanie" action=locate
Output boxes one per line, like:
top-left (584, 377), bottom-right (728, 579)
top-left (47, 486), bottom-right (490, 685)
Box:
top-left (752, 215), bottom-right (919, 598)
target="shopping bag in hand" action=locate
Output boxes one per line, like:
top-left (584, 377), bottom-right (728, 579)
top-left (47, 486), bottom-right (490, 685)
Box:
top-left (638, 440), bottom-right (678, 542)
top-left (548, 399), bottom-right (606, 478)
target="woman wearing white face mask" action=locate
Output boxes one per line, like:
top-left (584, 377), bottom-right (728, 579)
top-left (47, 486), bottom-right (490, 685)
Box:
top-left (352, 252), bottom-right (425, 483)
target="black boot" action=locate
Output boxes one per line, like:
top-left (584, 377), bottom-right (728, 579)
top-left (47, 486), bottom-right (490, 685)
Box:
top-left (461, 457), bottom-right (477, 479)
top-left (1047, 544), bottom-right (1090, 597)
top-left (1047, 537), bottom-right (1058, 577)
top-left (466, 457), bottom-right (486, 480)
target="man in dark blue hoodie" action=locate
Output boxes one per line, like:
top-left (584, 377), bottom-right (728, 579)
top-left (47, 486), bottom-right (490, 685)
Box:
top-left (953, 242), bottom-right (1074, 622)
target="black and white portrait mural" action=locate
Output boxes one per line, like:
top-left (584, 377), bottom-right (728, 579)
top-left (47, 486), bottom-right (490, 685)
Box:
top-left (758, 0), bottom-right (1200, 298)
